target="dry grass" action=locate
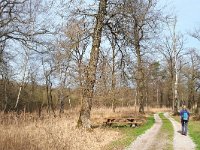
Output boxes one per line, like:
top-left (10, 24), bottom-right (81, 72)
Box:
top-left (92, 106), bottom-right (143, 118)
top-left (0, 107), bottom-right (169, 150)
top-left (147, 107), bottom-right (172, 113)
top-left (0, 109), bottom-right (120, 150)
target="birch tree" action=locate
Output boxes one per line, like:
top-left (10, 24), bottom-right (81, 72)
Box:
top-left (158, 16), bottom-right (185, 113)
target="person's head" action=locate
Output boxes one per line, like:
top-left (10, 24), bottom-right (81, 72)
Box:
top-left (182, 105), bottom-right (186, 110)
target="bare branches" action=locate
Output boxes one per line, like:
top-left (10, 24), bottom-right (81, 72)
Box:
top-left (190, 27), bottom-right (200, 41)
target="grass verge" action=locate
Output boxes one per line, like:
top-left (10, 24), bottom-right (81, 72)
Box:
top-left (173, 115), bottom-right (200, 150)
top-left (159, 113), bottom-right (174, 150)
top-left (188, 120), bottom-right (200, 150)
top-left (104, 115), bottom-right (155, 150)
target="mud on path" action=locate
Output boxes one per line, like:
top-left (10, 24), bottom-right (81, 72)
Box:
top-left (165, 113), bottom-right (196, 150)
top-left (126, 114), bottom-right (163, 150)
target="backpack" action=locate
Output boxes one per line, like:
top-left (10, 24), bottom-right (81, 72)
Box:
top-left (182, 111), bottom-right (188, 120)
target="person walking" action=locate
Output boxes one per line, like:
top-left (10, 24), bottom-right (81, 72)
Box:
top-left (180, 105), bottom-right (190, 135)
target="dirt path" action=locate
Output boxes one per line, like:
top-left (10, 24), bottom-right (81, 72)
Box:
top-left (126, 114), bottom-right (162, 150)
top-left (164, 113), bottom-right (196, 150)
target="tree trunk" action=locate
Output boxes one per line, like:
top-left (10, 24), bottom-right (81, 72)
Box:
top-left (111, 38), bottom-right (116, 112)
top-left (160, 91), bottom-right (163, 108)
top-left (3, 78), bottom-right (8, 112)
top-left (77, 0), bottom-right (107, 128)
top-left (188, 79), bottom-right (195, 110)
top-left (15, 86), bottom-right (22, 109)
top-left (133, 20), bottom-right (145, 114)
top-left (157, 87), bottom-right (159, 107)
top-left (45, 74), bottom-right (56, 117)
top-left (134, 90), bottom-right (137, 112)
top-left (59, 92), bottom-right (65, 115)
top-left (197, 94), bottom-right (200, 115)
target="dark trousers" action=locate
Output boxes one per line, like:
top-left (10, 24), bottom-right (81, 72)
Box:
top-left (181, 120), bottom-right (188, 135)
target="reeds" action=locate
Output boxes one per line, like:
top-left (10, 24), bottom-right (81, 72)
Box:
top-left (0, 107), bottom-right (170, 150)
top-left (0, 108), bottom-right (119, 150)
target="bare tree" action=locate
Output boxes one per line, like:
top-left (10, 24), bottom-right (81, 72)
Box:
top-left (0, 41), bottom-right (9, 111)
top-left (158, 17), bottom-right (184, 113)
top-left (109, 38), bottom-right (117, 112)
top-left (14, 46), bottom-right (30, 109)
top-left (0, 0), bottom-right (49, 49)
top-left (42, 56), bottom-right (56, 116)
top-left (190, 26), bottom-right (200, 114)
top-left (182, 49), bottom-right (200, 112)
top-left (121, 0), bottom-right (163, 113)
top-left (54, 40), bottom-right (72, 116)
top-left (190, 27), bottom-right (200, 42)
top-left (77, 0), bottom-right (107, 128)
top-left (65, 18), bottom-right (90, 97)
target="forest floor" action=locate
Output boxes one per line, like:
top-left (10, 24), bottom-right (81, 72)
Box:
top-left (126, 112), bottom-right (196, 150)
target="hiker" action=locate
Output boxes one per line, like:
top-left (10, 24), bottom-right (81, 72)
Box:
top-left (180, 105), bottom-right (190, 135)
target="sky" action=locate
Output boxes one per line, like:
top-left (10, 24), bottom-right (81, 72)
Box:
top-left (85, 0), bottom-right (200, 49)
top-left (161, 0), bottom-right (200, 49)
top-left (172, 0), bottom-right (200, 31)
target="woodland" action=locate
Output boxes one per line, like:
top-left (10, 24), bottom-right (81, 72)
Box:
top-left (1, 0), bottom-right (200, 129)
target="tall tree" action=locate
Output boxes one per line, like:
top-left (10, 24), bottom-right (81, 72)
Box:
top-left (158, 17), bottom-right (184, 112)
top-left (121, 0), bottom-right (162, 113)
top-left (77, 0), bottom-right (107, 128)
top-left (190, 27), bottom-right (200, 114)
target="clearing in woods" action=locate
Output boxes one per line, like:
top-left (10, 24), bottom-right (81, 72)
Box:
top-left (126, 113), bottom-right (196, 150)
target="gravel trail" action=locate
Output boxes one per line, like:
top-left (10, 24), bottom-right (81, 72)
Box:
top-left (164, 113), bottom-right (196, 150)
top-left (126, 114), bottom-right (162, 150)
